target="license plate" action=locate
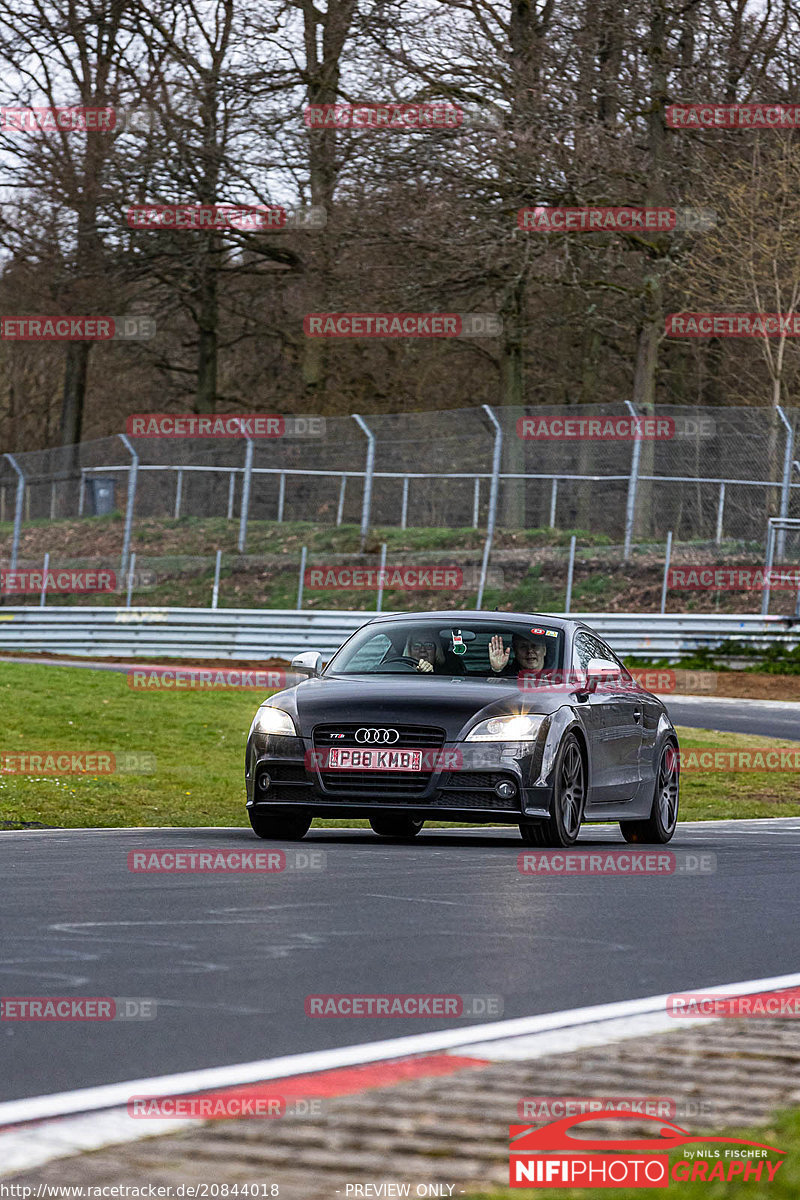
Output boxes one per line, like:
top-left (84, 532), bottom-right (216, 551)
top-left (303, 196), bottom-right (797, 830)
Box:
top-left (326, 748), bottom-right (423, 772)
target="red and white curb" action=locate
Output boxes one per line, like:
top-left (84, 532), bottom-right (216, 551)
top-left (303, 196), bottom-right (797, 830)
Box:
top-left (2, 970), bottom-right (800, 1178)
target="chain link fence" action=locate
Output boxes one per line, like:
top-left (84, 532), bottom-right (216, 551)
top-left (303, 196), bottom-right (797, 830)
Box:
top-left (2, 405), bottom-right (799, 566)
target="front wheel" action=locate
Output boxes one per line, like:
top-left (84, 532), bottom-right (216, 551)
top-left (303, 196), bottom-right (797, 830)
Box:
top-left (249, 810), bottom-right (312, 840)
top-left (620, 741), bottom-right (679, 844)
top-left (369, 815), bottom-right (424, 839)
top-left (519, 731), bottom-right (586, 848)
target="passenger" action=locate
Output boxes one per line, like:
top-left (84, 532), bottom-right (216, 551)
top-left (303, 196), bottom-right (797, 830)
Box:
top-left (489, 633), bottom-right (547, 676)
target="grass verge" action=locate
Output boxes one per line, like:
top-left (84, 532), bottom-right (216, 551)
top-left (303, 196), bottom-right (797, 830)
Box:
top-left (0, 660), bottom-right (798, 828)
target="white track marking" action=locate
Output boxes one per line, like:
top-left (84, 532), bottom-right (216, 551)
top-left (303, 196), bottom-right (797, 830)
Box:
top-left (1, 969), bottom-right (800, 1177)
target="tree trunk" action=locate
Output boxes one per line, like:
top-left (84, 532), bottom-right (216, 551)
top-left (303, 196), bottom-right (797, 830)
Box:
top-left (501, 274), bottom-right (526, 527)
top-left (631, 0), bottom-right (670, 540)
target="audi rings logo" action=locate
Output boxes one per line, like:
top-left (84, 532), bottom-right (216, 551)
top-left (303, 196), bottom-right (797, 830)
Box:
top-left (354, 727), bottom-right (400, 744)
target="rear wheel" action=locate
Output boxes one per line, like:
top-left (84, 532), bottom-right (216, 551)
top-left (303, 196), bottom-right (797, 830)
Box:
top-left (620, 741), bottom-right (679, 844)
top-left (369, 816), bottom-right (424, 839)
top-left (519, 732), bottom-right (585, 848)
top-left (248, 811), bottom-right (312, 840)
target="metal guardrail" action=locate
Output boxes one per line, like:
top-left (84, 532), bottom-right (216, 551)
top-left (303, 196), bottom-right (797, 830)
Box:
top-left (0, 608), bottom-right (797, 661)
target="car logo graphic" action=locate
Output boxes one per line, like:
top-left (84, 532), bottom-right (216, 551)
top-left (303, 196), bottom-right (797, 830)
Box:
top-left (355, 728), bottom-right (400, 744)
top-left (509, 1112), bottom-right (785, 1154)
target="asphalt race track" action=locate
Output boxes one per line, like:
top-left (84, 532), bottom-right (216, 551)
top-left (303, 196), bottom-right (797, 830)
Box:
top-left (664, 695), bottom-right (800, 740)
top-left (3, 818), bottom-right (800, 1105)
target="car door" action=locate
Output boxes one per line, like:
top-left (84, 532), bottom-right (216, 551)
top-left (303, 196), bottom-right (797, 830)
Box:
top-left (570, 631), bottom-right (618, 805)
top-left (590, 634), bottom-right (644, 802)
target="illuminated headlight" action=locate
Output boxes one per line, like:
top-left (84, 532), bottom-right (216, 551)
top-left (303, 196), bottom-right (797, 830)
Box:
top-left (465, 714), bottom-right (545, 742)
top-left (251, 706), bottom-right (298, 737)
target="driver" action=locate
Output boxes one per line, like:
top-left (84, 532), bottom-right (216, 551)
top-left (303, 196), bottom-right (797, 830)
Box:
top-left (401, 632), bottom-right (467, 675)
top-left (489, 633), bottom-right (547, 676)
top-left (404, 634), bottom-right (439, 674)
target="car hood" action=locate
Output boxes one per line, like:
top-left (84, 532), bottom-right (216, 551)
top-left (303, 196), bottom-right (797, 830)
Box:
top-left (263, 673), bottom-right (570, 741)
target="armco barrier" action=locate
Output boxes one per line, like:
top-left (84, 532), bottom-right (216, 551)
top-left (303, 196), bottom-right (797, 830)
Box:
top-left (0, 609), bottom-right (797, 661)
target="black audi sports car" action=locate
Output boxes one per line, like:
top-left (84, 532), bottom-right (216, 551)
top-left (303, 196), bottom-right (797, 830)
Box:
top-left (244, 611), bottom-right (680, 846)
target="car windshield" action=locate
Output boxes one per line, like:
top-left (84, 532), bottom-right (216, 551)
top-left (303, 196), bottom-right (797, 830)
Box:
top-left (326, 619), bottom-right (565, 678)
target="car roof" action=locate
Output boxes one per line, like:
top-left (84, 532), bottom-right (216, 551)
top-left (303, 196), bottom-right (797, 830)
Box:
top-left (361, 611), bottom-right (588, 632)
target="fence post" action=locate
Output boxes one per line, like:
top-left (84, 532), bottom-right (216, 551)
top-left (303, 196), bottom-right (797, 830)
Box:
top-left (352, 414), bottom-right (376, 552)
top-left (376, 541), bottom-right (387, 612)
top-left (549, 478), bottom-right (558, 528)
top-left (715, 482), bottom-right (726, 546)
top-left (336, 476), bottom-right (347, 526)
top-left (118, 434), bottom-right (139, 575)
top-left (401, 477), bottom-right (409, 530)
top-left (476, 405), bottom-right (502, 609)
top-left (50, 481), bottom-right (56, 520)
top-left (227, 470), bottom-right (236, 520)
top-left (564, 535), bottom-right (577, 614)
top-left (174, 469), bottom-right (183, 519)
top-left (660, 530), bottom-right (673, 614)
top-left (237, 436), bottom-right (254, 553)
top-left (623, 400), bottom-right (641, 560)
top-left (39, 551), bottom-right (49, 608)
top-left (126, 551), bottom-right (136, 608)
top-left (4, 454), bottom-right (25, 573)
top-left (211, 549), bottom-right (222, 609)
top-left (277, 472), bottom-right (286, 523)
top-left (78, 472), bottom-right (86, 517)
top-left (296, 545), bottom-right (307, 610)
top-left (776, 406), bottom-right (793, 559)
top-left (472, 477), bottom-right (480, 528)
top-left (762, 520), bottom-right (775, 617)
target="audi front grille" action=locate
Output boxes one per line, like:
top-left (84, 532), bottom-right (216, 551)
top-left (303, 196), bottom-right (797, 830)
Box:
top-left (311, 724), bottom-right (446, 796)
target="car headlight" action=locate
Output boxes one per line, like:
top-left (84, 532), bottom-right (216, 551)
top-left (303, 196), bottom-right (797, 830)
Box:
top-left (251, 706), bottom-right (298, 737)
top-left (465, 714), bottom-right (545, 741)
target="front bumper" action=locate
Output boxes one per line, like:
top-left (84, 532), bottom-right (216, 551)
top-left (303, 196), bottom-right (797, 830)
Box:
top-left (245, 733), bottom-right (553, 823)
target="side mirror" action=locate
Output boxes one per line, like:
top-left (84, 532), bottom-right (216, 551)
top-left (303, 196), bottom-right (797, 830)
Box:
top-left (585, 658), bottom-right (620, 694)
top-left (291, 651), bottom-right (323, 678)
